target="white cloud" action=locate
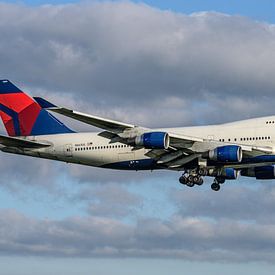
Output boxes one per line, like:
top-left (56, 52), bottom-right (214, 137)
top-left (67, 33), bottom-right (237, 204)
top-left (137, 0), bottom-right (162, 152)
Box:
top-left (1, 2), bottom-right (275, 127)
top-left (0, 208), bottom-right (275, 262)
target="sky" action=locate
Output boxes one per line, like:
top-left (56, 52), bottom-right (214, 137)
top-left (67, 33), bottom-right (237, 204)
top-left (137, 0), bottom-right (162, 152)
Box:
top-left (1, 0), bottom-right (275, 275)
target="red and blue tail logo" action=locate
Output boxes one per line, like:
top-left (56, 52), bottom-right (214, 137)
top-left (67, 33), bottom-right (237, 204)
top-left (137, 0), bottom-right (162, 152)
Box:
top-left (0, 79), bottom-right (73, 136)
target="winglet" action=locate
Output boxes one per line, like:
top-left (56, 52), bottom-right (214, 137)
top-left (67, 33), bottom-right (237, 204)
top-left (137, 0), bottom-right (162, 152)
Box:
top-left (33, 97), bottom-right (57, 109)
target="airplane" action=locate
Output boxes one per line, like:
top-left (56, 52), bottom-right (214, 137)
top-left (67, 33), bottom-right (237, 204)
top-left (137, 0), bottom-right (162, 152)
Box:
top-left (0, 79), bottom-right (275, 191)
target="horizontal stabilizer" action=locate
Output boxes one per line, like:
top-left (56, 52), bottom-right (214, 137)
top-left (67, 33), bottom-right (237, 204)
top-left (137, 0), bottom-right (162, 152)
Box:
top-left (0, 134), bottom-right (50, 148)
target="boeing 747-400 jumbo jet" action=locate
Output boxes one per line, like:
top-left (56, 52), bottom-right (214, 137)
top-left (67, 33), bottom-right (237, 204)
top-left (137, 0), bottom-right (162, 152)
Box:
top-left (1, 79), bottom-right (275, 191)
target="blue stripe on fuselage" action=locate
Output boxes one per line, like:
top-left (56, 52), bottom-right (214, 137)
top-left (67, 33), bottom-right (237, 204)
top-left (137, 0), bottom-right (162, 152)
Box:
top-left (101, 159), bottom-right (161, 170)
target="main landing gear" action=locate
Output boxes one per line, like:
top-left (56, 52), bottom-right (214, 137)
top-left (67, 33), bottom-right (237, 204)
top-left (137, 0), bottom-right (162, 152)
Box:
top-left (179, 174), bottom-right (203, 187)
top-left (179, 169), bottom-right (225, 191)
top-left (179, 168), bottom-right (206, 187)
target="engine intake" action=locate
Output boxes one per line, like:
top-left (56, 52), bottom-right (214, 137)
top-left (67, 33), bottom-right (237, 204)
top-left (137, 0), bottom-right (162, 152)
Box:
top-left (208, 145), bottom-right (242, 163)
top-left (135, 132), bottom-right (169, 149)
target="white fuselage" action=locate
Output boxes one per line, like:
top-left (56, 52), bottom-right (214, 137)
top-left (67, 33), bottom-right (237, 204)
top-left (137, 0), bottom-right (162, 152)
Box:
top-left (4, 115), bottom-right (275, 170)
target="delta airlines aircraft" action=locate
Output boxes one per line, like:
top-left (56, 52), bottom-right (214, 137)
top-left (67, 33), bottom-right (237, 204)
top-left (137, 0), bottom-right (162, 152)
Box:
top-left (1, 79), bottom-right (275, 191)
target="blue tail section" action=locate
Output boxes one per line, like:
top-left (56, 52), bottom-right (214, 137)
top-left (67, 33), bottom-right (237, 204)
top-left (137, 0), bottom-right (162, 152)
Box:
top-left (31, 108), bottom-right (75, 135)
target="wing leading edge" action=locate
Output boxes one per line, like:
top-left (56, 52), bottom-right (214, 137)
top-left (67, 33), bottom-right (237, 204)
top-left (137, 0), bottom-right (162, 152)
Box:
top-left (34, 97), bottom-right (135, 133)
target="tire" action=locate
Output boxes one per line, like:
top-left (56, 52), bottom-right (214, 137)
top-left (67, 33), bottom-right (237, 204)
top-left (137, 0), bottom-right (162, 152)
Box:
top-left (216, 177), bottom-right (225, 184)
top-left (211, 183), bottom-right (220, 191)
top-left (179, 176), bottom-right (187, 185)
top-left (187, 175), bottom-right (194, 182)
top-left (193, 176), bottom-right (199, 183)
top-left (187, 181), bottom-right (195, 187)
top-left (197, 177), bottom-right (204, 186)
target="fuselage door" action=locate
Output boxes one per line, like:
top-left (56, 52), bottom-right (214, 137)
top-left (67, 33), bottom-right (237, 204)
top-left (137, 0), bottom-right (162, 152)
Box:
top-left (64, 144), bottom-right (73, 157)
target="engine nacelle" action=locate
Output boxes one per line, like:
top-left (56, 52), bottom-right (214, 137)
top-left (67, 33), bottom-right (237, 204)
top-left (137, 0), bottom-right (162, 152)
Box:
top-left (241, 166), bottom-right (275, 179)
top-left (221, 168), bottom-right (238, 180)
top-left (208, 168), bottom-right (238, 180)
top-left (208, 145), bottom-right (242, 163)
top-left (135, 132), bottom-right (170, 149)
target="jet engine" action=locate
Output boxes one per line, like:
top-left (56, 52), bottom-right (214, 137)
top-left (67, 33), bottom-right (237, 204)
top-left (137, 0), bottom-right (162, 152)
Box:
top-left (208, 167), bottom-right (238, 180)
top-left (222, 168), bottom-right (239, 180)
top-left (135, 132), bottom-right (170, 149)
top-left (208, 145), bottom-right (242, 163)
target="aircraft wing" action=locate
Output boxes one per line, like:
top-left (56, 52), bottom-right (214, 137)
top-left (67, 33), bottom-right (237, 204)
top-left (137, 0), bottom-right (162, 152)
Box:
top-left (34, 97), bottom-right (136, 132)
top-left (0, 135), bottom-right (50, 148)
top-left (146, 135), bottom-right (273, 170)
top-left (34, 97), bottom-right (211, 143)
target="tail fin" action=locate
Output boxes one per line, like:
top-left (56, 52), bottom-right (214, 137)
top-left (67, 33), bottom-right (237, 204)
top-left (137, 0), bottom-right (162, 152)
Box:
top-left (0, 79), bottom-right (73, 136)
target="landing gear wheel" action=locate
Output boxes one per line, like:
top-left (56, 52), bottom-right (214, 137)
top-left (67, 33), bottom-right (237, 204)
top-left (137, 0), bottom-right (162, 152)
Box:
top-left (193, 176), bottom-right (200, 184)
top-left (186, 181), bottom-right (195, 187)
top-left (179, 176), bottom-right (187, 185)
top-left (193, 176), bottom-right (203, 185)
top-left (197, 177), bottom-right (204, 186)
top-left (211, 183), bottom-right (220, 191)
top-left (216, 177), bottom-right (225, 184)
top-left (187, 175), bottom-right (194, 183)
